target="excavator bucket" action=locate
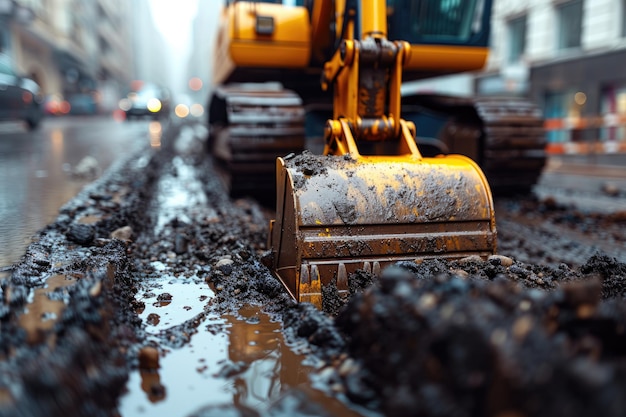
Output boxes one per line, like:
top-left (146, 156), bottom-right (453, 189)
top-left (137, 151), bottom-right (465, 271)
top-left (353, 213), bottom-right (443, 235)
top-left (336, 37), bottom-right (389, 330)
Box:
top-left (269, 150), bottom-right (496, 308)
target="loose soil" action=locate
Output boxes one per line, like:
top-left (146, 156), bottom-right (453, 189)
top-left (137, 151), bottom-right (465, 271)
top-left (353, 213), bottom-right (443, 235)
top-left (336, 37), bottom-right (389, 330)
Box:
top-left (1, 120), bottom-right (625, 417)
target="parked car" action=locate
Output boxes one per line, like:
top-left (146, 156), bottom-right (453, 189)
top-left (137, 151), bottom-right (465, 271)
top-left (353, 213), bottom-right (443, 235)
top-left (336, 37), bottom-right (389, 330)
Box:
top-left (0, 54), bottom-right (43, 129)
top-left (119, 83), bottom-right (171, 120)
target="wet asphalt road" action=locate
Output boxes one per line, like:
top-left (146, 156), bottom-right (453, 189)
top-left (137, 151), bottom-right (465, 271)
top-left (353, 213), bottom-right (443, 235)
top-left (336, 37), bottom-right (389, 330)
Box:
top-left (0, 116), bottom-right (161, 268)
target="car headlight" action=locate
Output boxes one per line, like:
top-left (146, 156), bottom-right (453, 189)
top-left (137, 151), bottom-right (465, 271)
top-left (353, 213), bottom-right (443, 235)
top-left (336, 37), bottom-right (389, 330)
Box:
top-left (147, 98), bottom-right (162, 113)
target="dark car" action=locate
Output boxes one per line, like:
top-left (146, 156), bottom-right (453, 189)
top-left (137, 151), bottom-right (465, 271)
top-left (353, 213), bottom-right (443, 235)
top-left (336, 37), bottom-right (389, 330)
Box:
top-left (119, 83), bottom-right (171, 120)
top-left (0, 54), bottom-right (43, 129)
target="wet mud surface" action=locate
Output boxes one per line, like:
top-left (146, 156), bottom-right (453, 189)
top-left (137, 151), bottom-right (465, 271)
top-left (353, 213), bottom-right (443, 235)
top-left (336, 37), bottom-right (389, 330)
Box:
top-left (1, 121), bottom-right (626, 416)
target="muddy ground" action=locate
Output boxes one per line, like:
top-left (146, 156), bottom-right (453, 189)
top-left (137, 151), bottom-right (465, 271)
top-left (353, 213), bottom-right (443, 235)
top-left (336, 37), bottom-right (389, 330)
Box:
top-left (1, 120), bottom-right (626, 417)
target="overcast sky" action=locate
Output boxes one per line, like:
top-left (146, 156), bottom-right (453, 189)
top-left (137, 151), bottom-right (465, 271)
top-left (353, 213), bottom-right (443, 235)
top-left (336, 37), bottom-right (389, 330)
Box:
top-left (150, 0), bottom-right (199, 48)
top-left (149, 0), bottom-right (199, 96)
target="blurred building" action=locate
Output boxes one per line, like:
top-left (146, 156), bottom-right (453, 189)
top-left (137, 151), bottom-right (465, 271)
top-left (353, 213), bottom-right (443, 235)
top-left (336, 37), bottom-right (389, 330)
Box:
top-left (482, 0), bottom-right (626, 152)
top-left (0, 0), bottom-right (133, 112)
top-left (95, 0), bottom-right (134, 111)
top-left (402, 0), bottom-right (626, 153)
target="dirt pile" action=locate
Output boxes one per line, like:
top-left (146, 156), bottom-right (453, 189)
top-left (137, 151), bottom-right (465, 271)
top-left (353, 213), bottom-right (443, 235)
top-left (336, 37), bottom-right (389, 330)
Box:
top-left (328, 257), bottom-right (626, 417)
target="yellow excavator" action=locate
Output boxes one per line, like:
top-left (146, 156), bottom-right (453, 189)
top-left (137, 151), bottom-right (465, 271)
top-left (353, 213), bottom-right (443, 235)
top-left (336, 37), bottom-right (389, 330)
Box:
top-left (209, 0), bottom-right (543, 308)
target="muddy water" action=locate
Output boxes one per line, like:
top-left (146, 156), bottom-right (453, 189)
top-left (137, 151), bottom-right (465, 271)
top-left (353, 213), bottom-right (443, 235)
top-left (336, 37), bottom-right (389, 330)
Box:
top-left (154, 156), bottom-right (215, 233)
top-left (118, 272), bottom-right (313, 416)
top-left (18, 274), bottom-right (78, 344)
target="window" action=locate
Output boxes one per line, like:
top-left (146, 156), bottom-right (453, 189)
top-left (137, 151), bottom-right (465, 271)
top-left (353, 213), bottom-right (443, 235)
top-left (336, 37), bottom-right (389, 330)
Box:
top-left (557, 0), bottom-right (583, 50)
top-left (507, 15), bottom-right (526, 63)
top-left (387, 0), bottom-right (483, 44)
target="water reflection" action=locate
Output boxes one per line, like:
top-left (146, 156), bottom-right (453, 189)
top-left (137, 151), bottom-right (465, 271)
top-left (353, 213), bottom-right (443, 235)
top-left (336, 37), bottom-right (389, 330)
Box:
top-left (149, 121), bottom-right (162, 148)
top-left (226, 306), bottom-right (310, 411)
top-left (119, 276), bottom-right (312, 417)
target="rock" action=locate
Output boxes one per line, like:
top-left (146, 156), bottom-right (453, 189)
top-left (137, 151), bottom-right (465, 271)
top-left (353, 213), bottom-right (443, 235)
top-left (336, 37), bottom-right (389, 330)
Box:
top-left (601, 182), bottom-right (620, 197)
top-left (138, 346), bottom-right (159, 369)
top-left (216, 258), bottom-right (234, 267)
top-left (89, 280), bottom-right (102, 297)
top-left (67, 224), bottom-right (95, 246)
top-left (458, 255), bottom-right (484, 265)
top-left (489, 255), bottom-right (514, 267)
top-left (450, 269), bottom-right (469, 278)
top-left (174, 233), bottom-right (188, 254)
top-left (111, 226), bottom-right (133, 241)
top-left (216, 258), bottom-right (234, 275)
top-left (71, 156), bottom-right (100, 179)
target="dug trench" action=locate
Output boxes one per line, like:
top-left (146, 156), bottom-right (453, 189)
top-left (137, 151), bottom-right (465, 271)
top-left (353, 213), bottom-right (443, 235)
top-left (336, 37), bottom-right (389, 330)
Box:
top-left (1, 121), bottom-right (626, 417)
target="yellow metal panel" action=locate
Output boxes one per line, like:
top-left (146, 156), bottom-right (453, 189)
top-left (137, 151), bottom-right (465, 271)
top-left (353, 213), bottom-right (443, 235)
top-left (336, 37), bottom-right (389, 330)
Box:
top-left (405, 45), bottom-right (489, 72)
top-left (227, 2), bottom-right (311, 68)
top-left (230, 42), bottom-right (310, 68)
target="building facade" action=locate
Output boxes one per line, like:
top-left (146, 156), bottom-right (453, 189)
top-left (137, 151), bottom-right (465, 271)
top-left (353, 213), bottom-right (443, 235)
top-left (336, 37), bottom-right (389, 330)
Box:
top-left (484, 0), bottom-right (626, 152)
top-left (1, 0), bottom-right (133, 113)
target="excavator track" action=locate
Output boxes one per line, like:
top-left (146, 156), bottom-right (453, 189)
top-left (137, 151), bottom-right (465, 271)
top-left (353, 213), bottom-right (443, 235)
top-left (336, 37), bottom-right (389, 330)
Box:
top-left (208, 83), bottom-right (306, 198)
top-left (404, 95), bottom-right (546, 194)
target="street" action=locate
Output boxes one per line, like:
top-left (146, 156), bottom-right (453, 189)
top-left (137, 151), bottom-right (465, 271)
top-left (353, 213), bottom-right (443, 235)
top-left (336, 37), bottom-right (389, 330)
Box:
top-left (0, 116), bottom-right (624, 417)
top-left (536, 153), bottom-right (626, 212)
top-left (3, 0), bottom-right (626, 415)
top-left (0, 116), bottom-right (159, 268)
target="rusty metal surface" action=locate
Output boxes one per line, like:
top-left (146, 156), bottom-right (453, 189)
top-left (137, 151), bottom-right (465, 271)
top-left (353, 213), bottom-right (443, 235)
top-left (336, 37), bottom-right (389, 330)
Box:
top-left (270, 152), bottom-right (496, 307)
top-left (209, 84), bottom-right (306, 197)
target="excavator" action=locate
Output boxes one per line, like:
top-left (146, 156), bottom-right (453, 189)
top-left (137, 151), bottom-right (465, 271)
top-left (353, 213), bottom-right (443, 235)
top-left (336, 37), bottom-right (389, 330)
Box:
top-left (209, 0), bottom-right (544, 308)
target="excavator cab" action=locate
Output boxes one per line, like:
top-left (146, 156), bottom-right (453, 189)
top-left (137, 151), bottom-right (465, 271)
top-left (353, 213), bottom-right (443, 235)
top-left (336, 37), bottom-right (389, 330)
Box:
top-left (267, 0), bottom-right (497, 308)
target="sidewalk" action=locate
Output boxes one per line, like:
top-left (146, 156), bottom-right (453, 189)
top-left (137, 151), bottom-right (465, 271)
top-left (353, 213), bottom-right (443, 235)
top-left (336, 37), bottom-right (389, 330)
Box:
top-left (545, 153), bottom-right (626, 179)
top-left (535, 153), bottom-right (626, 213)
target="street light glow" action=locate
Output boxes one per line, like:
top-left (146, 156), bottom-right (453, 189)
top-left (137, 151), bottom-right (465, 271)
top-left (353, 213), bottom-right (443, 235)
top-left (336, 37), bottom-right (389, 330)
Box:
top-left (189, 77), bottom-right (203, 91)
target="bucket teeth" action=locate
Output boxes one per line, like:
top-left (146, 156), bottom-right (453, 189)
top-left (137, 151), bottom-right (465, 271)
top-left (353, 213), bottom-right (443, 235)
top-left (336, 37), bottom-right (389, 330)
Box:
top-left (373, 261), bottom-right (381, 276)
top-left (363, 262), bottom-right (371, 274)
top-left (299, 264), bottom-right (322, 309)
top-left (337, 263), bottom-right (349, 299)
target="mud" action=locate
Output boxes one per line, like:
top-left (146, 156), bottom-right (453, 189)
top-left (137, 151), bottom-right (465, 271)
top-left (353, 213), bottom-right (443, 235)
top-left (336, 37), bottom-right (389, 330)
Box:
top-left (1, 119), bottom-right (626, 416)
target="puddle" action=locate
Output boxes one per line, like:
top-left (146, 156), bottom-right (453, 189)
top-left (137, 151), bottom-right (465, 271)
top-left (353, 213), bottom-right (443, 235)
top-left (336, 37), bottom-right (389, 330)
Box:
top-left (136, 275), bottom-right (213, 332)
top-left (149, 122), bottom-right (162, 148)
top-left (119, 273), bottom-right (313, 416)
top-left (154, 157), bottom-right (215, 233)
top-left (18, 274), bottom-right (78, 344)
top-left (222, 306), bottom-right (312, 411)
